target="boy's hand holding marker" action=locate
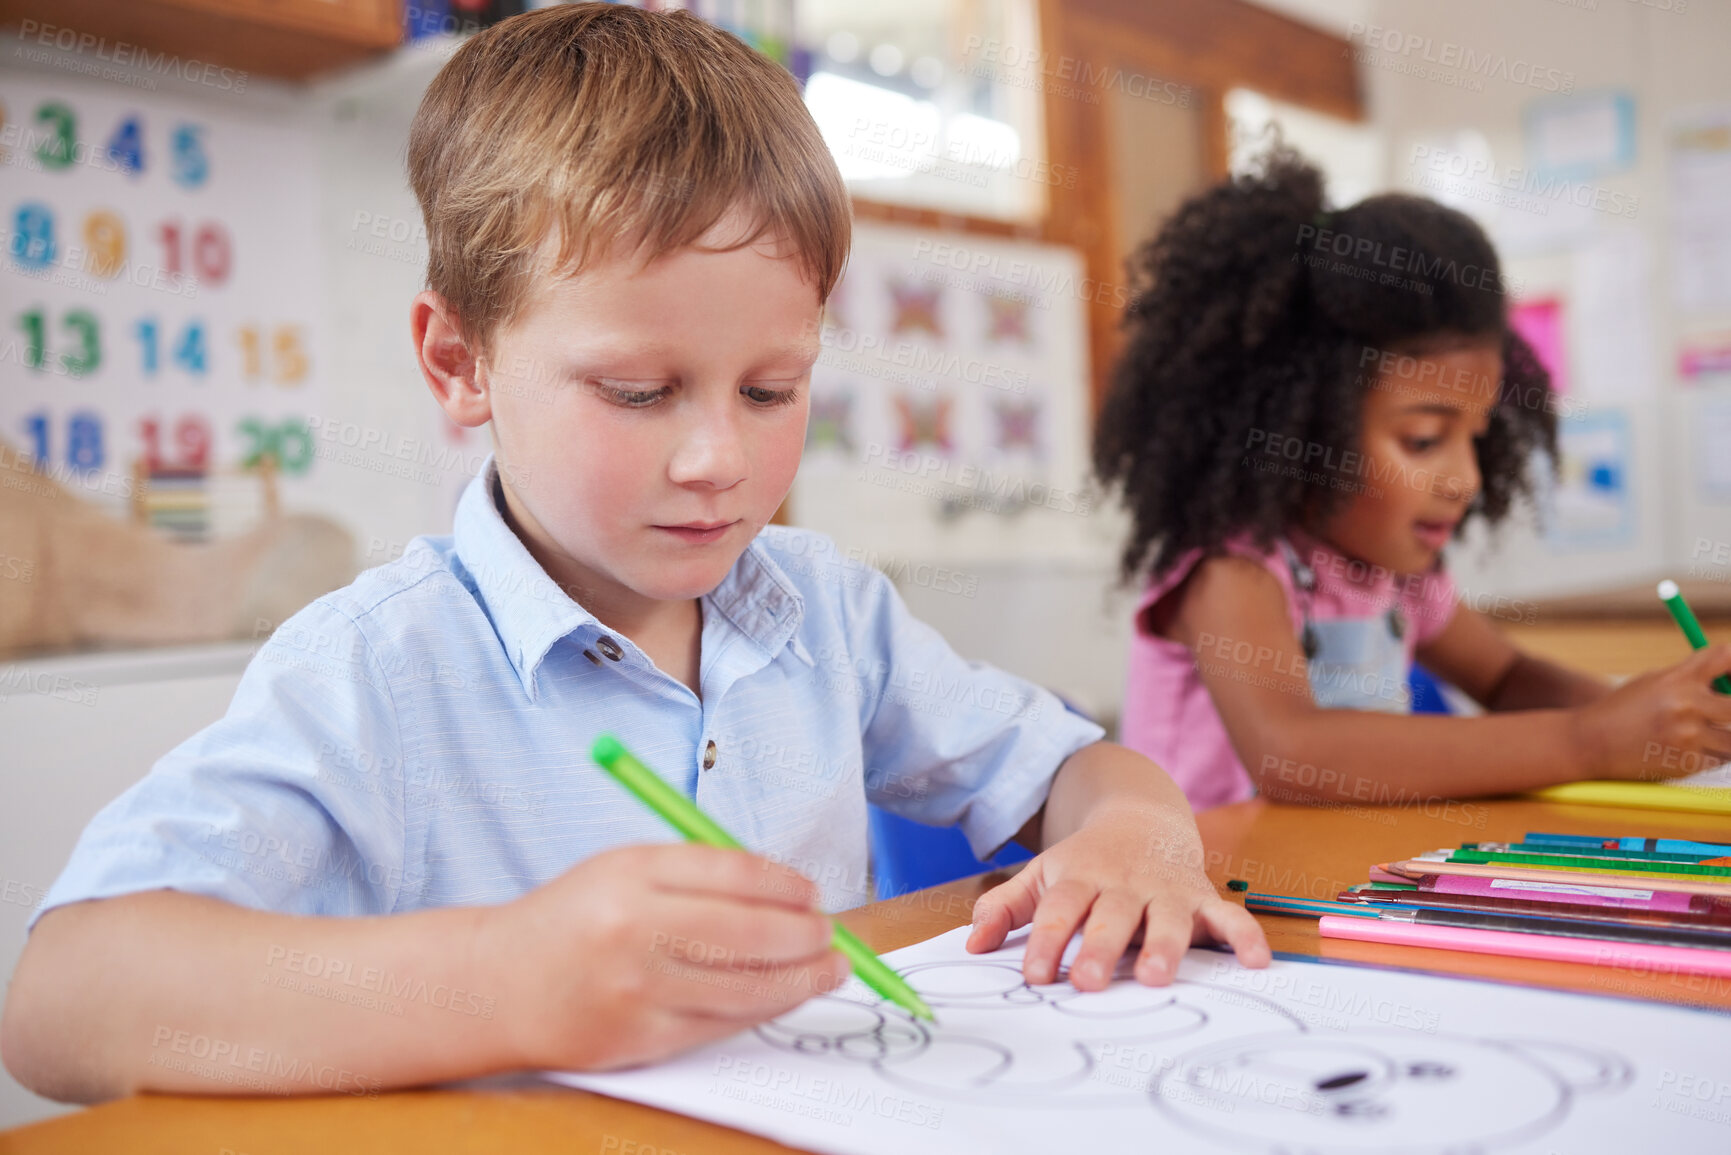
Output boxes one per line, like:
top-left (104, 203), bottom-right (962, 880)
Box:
top-left (477, 843), bottom-right (851, 1072)
top-left (589, 736), bottom-right (932, 1025)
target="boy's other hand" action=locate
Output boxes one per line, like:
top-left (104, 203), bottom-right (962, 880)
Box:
top-left (1571, 643), bottom-right (1731, 781)
top-left (963, 807), bottom-right (1270, 992)
top-left (478, 844), bottom-right (849, 1072)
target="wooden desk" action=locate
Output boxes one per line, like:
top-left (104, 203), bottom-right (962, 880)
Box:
top-left (1500, 619), bottom-right (1707, 681)
top-left (5, 797), bottom-right (1729, 1153)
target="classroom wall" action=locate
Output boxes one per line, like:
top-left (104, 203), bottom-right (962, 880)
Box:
top-left (0, 34), bottom-right (459, 1129)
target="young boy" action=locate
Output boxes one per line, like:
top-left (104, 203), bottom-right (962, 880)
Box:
top-left (0, 4), bottom-right (1267, 1103)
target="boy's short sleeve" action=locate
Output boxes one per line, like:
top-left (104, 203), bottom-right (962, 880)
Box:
top-left (29, 600), bottom-right (410, 930)
top-left (840, 567), bottom-right (1105, 861)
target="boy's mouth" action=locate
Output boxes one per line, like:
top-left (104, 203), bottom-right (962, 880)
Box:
top-left (655, 519), bottom-right (739, 545)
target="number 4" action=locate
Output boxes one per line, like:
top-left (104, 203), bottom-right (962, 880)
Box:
top-left (107, 115), bottom-right (144, 175)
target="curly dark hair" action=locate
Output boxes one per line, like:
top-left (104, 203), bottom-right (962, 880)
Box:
top-left (1092, 147), bottom-right (1558, 584)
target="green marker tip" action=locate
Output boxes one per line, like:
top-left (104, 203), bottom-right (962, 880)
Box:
top-left (591, 732), bottom-right (625, 768)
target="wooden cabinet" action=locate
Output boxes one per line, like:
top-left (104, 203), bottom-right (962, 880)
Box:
top-left (0, 0), bottom-right (402, 83)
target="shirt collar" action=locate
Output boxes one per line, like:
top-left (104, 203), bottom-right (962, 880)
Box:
top-left (705, 532), bottom-right (806, 662)
top-left (451, 455), bottom-right (805, 700)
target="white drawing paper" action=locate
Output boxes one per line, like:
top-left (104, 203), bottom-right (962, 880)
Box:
top-left (547, 925), bottom-right (1731, 1154)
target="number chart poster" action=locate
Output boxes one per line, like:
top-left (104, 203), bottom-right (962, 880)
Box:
top-left (0, 74), bottom-right (324, 522)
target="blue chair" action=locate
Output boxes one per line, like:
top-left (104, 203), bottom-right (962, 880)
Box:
top-left (1408, 663), bottom-right (1453, 715)
top-left (867, 806), bottom-right (1034, 901)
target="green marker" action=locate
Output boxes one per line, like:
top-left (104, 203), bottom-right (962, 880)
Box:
top-left (1658, 580), bottom-right (1731, 694)
top-left (590, 733), bottom-right (935, 1022)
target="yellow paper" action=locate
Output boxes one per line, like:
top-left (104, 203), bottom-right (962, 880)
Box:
top-left (1529, 780), bottom-right (1731, 816)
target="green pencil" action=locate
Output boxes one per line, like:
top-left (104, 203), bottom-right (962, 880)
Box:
top-left (1447, 848), bottom-right (1731, 878)
top-left (590, 733), bottom-right (935, 1022)
top-left (1657, 580), bottom-right (1731, 694)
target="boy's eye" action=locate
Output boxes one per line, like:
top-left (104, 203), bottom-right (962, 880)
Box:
top-left (595, 381), bottom-right (671, 408)
top-left (1403, 436), bottom-right (1441, 453)
top-left (742, 383), bottom-right (800, 407)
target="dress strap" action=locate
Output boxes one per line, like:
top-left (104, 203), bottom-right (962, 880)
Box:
top-left (1275, 536), bottom-right (1320, 659)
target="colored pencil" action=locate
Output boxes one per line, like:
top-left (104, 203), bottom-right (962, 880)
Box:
top-left (1470, 840), bottom-right (1728, 865)
top-left (1407, 852), bottom-right (1731, 888)
top-left (1337, 887), bottom-right (1731, 931)
top-left (1251, 891), bottom-right (1731, 949)
top-left (1524, 832), bottom-right (1731, 857)
top-left (1318, 914), bottom-right (1731, 978)
top-left (1343, 897), bottom-right (1731, 945)
top-left (1393, 907), bottom-right (1729, 949)
top-left (1244, 894), bottom-right (1381, 919)
top-left (1440, 848), bottom-right (1731, 879)
top-left (1418, 873), bottom-right (1721, 913)
top-left (1380, 860), bottom-right (1731, 898)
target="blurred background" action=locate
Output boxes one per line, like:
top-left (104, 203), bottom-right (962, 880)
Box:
top-left (1, 0), bottom-right (1728, 1127)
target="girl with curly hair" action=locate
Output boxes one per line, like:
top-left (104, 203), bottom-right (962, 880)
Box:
top-left (1094, 148), bottom-right (1731, 811)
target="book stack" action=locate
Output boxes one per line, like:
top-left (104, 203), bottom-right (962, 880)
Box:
top-left (138, 466), bottom-right (210, 541)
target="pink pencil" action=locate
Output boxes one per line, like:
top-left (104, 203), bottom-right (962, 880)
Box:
top-left (1426, 873), bottom-right (1703, 914)
top-left (1318, 915), bottom-right (1731, 978)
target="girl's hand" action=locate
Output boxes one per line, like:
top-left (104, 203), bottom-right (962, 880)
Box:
top-left (964, 807), bottom-right (1270, 991)
top-left (1569, 644), bottom-right (1731, 781)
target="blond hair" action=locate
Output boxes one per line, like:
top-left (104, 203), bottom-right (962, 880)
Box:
top-left (407, 3), bottom-right (851, 358)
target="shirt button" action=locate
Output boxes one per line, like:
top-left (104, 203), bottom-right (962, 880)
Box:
top-left (702, 740), bottom-right (717, 771)
top-left (596, 635), bottom-right (624, 661)
top-left (582, 649), bottom-right (602, 666)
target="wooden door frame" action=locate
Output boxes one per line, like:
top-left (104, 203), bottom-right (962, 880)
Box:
top-left (1042, 0), bottom-right (1363, 418)
top-left (822, 1), bottom-right (1361, 532)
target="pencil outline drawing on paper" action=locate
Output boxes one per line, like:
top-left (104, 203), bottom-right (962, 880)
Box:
top-left (754, 957), bottom-right (1634, 1153)
top-left (759, 959), bottom-right (1286, 1105)
top-left (1154, 1029), bottom-right (1633, 1153)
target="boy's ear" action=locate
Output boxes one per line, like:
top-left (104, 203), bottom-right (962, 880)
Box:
top-left (411, 290), bottom-right (492, 429)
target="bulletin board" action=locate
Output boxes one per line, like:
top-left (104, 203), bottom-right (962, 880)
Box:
top-left (792, 221), bottom-right (1098, 565)
top-left (0, 73), bottom-right (326, 526)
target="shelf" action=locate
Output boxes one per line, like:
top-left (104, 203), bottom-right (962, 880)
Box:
top-left (0, 0), bottom-right (403, 84)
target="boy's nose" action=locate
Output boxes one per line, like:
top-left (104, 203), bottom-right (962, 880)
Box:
top-left (668, 410), bottom-right (749, 490)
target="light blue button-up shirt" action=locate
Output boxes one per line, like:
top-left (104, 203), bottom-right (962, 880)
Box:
top-left (34, 458), bottom-right (1103, 923)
